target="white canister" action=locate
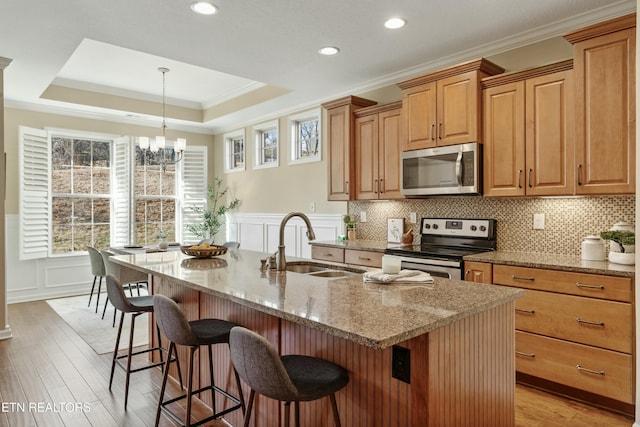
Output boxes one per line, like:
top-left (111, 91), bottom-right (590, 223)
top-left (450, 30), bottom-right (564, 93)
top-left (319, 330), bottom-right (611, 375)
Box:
top-left (581, 235), bottom-right (606, 261)
top-left (381, 255), bottom-right (402, 274)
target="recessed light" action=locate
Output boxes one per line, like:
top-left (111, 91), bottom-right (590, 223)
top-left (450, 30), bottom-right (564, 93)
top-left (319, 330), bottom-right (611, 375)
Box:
top-left (190, 1), bottom-right (218, 15)
top-left (319, 46), bottom-right (340, 56)
top-left (384, 17), bottom-right (406, 29)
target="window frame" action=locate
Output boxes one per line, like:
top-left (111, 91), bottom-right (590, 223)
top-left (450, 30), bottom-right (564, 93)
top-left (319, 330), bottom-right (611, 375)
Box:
top-left (288, 108), bottom-right (321, 165)
top-left (223, 129), bottom-right (246, 173)
top-left (252, 119), bottom-right (279, 169)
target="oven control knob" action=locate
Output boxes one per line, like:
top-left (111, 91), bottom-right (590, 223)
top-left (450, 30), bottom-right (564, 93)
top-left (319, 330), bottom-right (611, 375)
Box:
top-left (432, 224), bottom-right (438, 229)
top-left (479, 225), bottom-right (487, 232)
top-left (424, 224), bottom-right (431, 229)
top-left (470, 225), bottom-right (477, 231)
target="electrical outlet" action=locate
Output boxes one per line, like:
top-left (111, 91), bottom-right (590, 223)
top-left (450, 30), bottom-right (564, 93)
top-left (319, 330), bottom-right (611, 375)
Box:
top-left (360, 211), bottom-right (367, 222)
top-left (392, 345), bottom-right (411, 384)
top-left (409, 212), bottom-right (417, 224)
top-left (533, 213), bottom-right (545, 230)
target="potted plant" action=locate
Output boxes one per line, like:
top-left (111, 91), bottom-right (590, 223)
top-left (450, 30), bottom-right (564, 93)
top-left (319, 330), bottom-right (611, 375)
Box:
top-left (187, 178), bottom-right (240, 243)
top-left (600, 230), bottom-right (635, 265)
top-left (343, 215), bottom-right (357, 240)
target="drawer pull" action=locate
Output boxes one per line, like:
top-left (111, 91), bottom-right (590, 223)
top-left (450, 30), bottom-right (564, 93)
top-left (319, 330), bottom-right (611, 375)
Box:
top-left (358, 256), bottom-right (371, 261)
top-left (576, 365), bottom-right (605, 376)
top-left (512, 275), bottom-right (534, 281)
top-left (576, 317), bottom-right (605, 327)
top-left (575, 282), bottom-right (604, 290)
top-left (515, 351), bottom-right (535, 358)
top-left (515, 308), bottom-right (535, 314)
top-left (322, 253), bottom-right (334, 257)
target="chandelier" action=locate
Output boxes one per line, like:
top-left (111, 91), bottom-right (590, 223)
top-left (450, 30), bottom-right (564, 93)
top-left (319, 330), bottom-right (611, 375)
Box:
top-left (139, 67), bottom-right (186, 172)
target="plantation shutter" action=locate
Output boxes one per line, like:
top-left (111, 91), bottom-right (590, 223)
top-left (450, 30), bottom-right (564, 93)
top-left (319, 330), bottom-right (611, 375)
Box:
top-left (179, 145), bottom-right (207, 244)
top-left (112, 137), bottom-right (132, 246)
top-left (19, 126), bottom-right (50, 260)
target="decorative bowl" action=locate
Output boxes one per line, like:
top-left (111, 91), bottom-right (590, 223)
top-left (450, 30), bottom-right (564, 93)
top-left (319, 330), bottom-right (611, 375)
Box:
top-left (180, 244), bottom-right (228, 258)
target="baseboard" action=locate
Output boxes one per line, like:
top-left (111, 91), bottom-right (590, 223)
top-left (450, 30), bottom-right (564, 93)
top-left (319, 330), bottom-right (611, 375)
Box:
top-left (0, 326), bottom-right (13, 340)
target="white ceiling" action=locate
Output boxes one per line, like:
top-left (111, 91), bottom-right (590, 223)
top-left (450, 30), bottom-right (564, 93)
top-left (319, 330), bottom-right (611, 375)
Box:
top-left (0, 0), bottom-right (636, 134)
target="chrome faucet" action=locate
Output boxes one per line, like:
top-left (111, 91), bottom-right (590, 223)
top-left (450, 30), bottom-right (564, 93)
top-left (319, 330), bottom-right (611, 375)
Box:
top-left (276, 212), bottom-right (316, 272)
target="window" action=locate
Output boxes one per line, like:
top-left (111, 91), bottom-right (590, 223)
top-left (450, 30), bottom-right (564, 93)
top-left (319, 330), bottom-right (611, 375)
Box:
top-left (223, 129), bottom-right (245, 173)
top-left (253, 120), bottom-right (279, 169)
top-left (18, 126), bottom-right (207, 259)
top-left (50, 133), bottom-right (112, 254)
top-left (289, 109), bottom-right (321, 164)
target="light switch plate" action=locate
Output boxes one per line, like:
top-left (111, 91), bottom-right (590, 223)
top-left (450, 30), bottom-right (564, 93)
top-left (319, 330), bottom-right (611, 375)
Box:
top-left (409, 212), bottom-right (417, 224)
top-left (533, 213), bottom-right (545, 230)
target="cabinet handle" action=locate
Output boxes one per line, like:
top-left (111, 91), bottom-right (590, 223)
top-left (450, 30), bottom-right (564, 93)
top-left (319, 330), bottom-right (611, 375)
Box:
top-left (512, 274), bottom-right (534, 281)
top-left (577, 164), bottom-right (583, 186)
top-left (518, 170), bottom-right (523, 189)
top-left (515, 351), bottom-right (535, 358)
top-left (528, 169), bottom-right (533, 188)
top-left (374, 179), bottom-right (378, 194)
top-left (380, 179), bottom-right (384, 193)
top-left (575, 282), bottom-right (604, 290)
top-left (345, 180), bottom-right (349, 195)
top-left (358, 256), bottom-right (371, 261)
top-left (438, 123), bottom-right (443, 140)
top-left (430, 124), bottom-right (435, 141)
top-left (465, 270), bottom-right (471, 280)
top-left (515, 308), bottom-right (535, 314)
top-left (576, 365), bottom-right (605, 376)
top-left (322, 253), bottom-right (334, 257)
top-left (576, 317), bottom-right (605, 327)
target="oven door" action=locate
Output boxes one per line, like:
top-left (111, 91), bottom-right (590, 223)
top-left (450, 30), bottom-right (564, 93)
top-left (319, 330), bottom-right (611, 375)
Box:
top-left (395, 256), bottom-right (462, 280)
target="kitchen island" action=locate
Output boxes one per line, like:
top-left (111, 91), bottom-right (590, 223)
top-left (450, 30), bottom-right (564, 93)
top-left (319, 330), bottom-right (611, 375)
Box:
top-left (112, 248), bottom-right (523, 426)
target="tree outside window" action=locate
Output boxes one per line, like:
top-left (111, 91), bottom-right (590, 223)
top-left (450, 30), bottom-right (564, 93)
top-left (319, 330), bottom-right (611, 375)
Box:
top-left (253, 120), bottom-right (279, 169)
top-left (289, 109), bottom-right (321, 164)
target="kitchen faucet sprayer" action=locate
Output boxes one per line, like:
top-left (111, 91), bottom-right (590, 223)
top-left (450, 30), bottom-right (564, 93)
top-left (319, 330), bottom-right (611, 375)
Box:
top-left (276, 212), bottom-right (316, 272)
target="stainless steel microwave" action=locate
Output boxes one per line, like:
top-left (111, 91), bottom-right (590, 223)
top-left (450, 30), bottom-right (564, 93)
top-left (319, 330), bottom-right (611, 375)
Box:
top-left (401, 142), bottom-right (482, 196)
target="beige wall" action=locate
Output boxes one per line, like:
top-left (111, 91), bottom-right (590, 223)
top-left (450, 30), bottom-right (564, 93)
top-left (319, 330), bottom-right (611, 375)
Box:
top-left (4, 107), bottom-right (215, 215)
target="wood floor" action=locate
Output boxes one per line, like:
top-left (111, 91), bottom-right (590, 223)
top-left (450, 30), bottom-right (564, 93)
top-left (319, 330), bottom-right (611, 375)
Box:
top-left (0, 300), bottom-right (634, 427)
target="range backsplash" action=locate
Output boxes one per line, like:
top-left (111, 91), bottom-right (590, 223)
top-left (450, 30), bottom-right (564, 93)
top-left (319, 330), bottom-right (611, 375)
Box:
top-left (349, 195), bottom-right (635, 256)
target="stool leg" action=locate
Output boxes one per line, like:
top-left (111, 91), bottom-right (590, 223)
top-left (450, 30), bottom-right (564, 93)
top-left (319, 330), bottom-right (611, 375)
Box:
top-left (243, 389), bottom-right (255, 427)
top-left (284, 402), bottom-right (291, 427)
top-left (123, 312), bottom-right (137, 409)
top-left (207, 344), bottom-right (217, 416)
top-left (186, 346), bottom-right (197, 427)
top-left (329, 393), bottom-right (341, 427)
top-left (155, 341), bottom-right (175, 427)
top-left (228, 343), bottom-right (246, 414)
top-left (95, 276), bottom-right (103, 313)
top-left (294, 401), bottom-right (300, 427)
top-left (109, 311), bottom-right (125, 391)
top-left (101, 296), bottom-right (109, 319)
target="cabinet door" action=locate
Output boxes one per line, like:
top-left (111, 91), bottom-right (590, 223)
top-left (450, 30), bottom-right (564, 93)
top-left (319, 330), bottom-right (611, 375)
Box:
top-left (463, 261), bottom-right (492, 283)
top-left (327, 105), bottom-right (353, 200)
top-left (483, 81), bottom-right (526, 196)
top-left (437, 71), bottom-right (479, 145)
top-left (525, 70), bottom-right (575, 196)
top-left (574, 28), bottom-right (635, 194)
top-left (402, 82), bottom-right (437, 151)
top-left (354, 114), bottom-right (379, 200)
top-left (378, 108), bottom-right (403, 199)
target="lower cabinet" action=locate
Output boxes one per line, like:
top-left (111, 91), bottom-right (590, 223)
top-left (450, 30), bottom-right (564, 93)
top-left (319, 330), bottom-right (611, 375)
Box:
top-left (312, 246), bottom-right (383, 268)
top-left (467, 261), bottom-right (635, 409)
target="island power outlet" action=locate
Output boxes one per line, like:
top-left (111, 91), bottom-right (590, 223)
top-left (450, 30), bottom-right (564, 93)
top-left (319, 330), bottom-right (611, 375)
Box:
top-left (392, 345), bottom-right (411, 384)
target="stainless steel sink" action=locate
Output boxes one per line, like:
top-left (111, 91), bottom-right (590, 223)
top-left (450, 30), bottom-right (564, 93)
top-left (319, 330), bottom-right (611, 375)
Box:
top-left (286, 264), bottom-right (329, 274)
top-left (307, 270), bottom-right (356, 278)
top-left (285, 261), bottom-right (364, 278)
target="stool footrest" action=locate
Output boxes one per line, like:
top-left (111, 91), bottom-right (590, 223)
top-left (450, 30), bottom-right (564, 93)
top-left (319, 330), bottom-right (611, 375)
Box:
top-left (114, 345), bottom-right (173, 375)
top-left (159, 385), bottom-right (243, 427)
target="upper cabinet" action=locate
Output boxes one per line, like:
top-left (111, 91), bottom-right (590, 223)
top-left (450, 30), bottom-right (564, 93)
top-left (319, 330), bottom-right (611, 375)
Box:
top-left (322, 96), bottom-right (377, 201)
top-left (354, 102), bottom-right (404, 200)
top-left (564, 14), bottom-right (636, 195)
top-left (397, 58), bottom-right (504, 151)
top-left (482, 61), bottom-right (575, 197)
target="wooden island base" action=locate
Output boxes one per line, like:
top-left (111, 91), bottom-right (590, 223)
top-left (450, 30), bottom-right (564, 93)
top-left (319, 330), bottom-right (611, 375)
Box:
top-left (151, 277), bottom-right (516, 427)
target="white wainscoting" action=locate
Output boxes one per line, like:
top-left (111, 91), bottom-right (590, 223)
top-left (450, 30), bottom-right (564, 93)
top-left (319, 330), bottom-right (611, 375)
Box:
top-left (6, 214), bottom-right (91, 303)
top-left (226, 213), bottom-right (343, 259)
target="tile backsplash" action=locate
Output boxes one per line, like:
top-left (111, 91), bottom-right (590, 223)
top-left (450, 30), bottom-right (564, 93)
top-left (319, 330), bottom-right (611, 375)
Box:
top-left (349, 195), bottom-right (635, 256)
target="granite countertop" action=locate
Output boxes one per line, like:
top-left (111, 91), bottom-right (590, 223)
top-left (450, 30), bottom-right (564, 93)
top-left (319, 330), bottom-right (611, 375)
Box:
top-left (311, 240), bottom-right (408, 252)
top-left (464, 251), bottom-right (635, 278)
top-left (111, 249), bottom-right (522, 350)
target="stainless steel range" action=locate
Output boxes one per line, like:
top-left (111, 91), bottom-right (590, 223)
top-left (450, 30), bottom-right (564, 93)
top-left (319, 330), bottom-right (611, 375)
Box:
top-left (385, 218), bottom-right (496, 280)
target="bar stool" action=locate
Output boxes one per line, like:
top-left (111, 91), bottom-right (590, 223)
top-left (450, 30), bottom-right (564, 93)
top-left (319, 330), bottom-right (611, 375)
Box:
top-left (100, 249), bottom-right (149, 326)
top-left (229, 326), bottom-right (349, 427)
top-left (105, 275), bottom-right (181, 409)
top-left (87, 246), bottom-right (106, 312)
top-left (153, 294), bottom-right (245, 427)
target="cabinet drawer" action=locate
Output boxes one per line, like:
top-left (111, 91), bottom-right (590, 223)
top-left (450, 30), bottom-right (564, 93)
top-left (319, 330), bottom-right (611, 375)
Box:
top-left (494, 265), bottom-right (631, 302)
top-left (516, 331), bottom-right (633, 404)
top-left (516, 289), bottom-right (632, 353)
top-left (311, 246), bottom-right (345, 263)
top-left (345, 249), bottom-right (383, 268)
